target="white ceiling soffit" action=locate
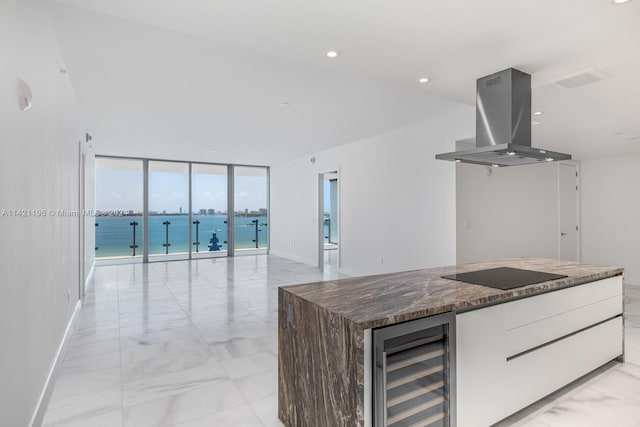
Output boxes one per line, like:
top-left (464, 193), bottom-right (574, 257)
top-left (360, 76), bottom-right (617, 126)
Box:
top-left (48, 0), bottom-right (640, 162)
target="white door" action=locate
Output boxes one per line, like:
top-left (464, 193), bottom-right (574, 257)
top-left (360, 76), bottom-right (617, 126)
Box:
top-left (559, 163), bottom-right (579, 261)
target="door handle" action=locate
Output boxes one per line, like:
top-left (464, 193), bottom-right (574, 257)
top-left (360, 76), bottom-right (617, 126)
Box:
top-left (561, 232), bottom-right (568, 236)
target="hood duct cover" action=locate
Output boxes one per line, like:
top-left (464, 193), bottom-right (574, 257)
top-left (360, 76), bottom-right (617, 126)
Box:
top-left (436, 68), bottom-right (571, 167)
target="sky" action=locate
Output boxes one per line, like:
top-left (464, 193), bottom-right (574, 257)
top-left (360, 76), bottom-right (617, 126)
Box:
top-left (96, 167), bottom-right (268, 213)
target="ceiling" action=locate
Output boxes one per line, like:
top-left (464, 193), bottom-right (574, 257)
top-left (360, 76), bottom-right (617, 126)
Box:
top-left (48, 0), bottom-right (640, 164)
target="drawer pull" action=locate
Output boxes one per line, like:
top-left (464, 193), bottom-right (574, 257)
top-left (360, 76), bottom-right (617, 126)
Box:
top-left (507, 314), bottom-right (622, 361)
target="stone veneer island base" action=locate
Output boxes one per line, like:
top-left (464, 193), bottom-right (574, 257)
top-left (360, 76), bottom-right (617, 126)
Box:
top-left (278, 258), bottom-right (624, 427)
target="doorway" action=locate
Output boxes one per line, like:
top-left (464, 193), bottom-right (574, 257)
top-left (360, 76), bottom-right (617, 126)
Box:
top-left (318, 171), bottom-right (339, 272)
top-left (558, 162), bottom-right (580, 262)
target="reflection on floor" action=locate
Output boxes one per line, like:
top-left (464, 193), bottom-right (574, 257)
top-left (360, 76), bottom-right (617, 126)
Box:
top-left (41, 256), bottom-right (640, 426)
top-left (324, 247), bottom-right (339, 273)
top-left (41, 256), bottom-right (343, 427)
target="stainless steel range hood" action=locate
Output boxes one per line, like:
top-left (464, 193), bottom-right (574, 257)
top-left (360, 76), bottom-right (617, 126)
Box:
top-left (436, 68), bottom-right (571, 167)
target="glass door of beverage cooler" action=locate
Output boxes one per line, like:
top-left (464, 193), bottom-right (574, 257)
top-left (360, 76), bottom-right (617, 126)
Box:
top-left (373, 312), bottom-right (456, 427)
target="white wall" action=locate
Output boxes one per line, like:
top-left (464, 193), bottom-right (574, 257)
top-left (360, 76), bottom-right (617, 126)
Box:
top-left (581, 155), bottom-right (640, 285)
top-left (270, 102), bottom-right (474, 277)
top-left (456, 162), bottom-right (561, 264)
top-left (0, 1), bottom-right (85, 425)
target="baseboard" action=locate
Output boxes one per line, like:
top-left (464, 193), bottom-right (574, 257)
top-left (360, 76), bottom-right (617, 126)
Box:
top-left (29, 300), bottom-right (82, 427)
top-left (269, 249), bottom-right (317, 267)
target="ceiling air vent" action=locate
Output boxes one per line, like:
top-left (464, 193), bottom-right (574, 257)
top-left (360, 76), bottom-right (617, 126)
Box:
top-left (554, 69), bottom-right (606, 88)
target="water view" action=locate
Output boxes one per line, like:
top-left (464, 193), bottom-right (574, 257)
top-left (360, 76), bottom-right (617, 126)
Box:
top-left (95, 157), bottom-right (269, 259)
top-left (95, 214), bottom-right (268, 257)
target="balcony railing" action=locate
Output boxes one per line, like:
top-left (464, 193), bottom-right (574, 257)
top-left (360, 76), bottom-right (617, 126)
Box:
top-left (95, 214), bottom-right (268, 258)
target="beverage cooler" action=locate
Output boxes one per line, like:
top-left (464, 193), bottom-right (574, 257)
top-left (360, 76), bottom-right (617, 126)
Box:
top-left (373, 312), bottom-right (456, 427)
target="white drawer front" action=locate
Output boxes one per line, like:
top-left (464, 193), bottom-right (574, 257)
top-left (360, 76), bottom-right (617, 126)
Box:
top-left (506, 316), bottom-right (623, 414)
top-left (506, 294), bottom-right (622, 357)
top-left (506, 275), bottom-right (622, 330)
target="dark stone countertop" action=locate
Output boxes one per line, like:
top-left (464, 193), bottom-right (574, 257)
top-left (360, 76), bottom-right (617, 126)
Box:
top-left (280, 257), bottom-right (623, 330)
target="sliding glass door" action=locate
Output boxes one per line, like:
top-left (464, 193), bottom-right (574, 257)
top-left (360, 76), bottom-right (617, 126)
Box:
top-left (95, 158), bottom-right (144, 259)
top-left (148, 161), bottom-right (189, 260)
top-left (191, 164), bottom-right (228, 258)
top-left (233, 166), bottom-right (269, 254)
top-left (95, 157), bottom-right (268, 262)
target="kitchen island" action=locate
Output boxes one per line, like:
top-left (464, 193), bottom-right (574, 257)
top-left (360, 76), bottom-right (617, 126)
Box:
top-left (278, 258), bottom-right (624, 427)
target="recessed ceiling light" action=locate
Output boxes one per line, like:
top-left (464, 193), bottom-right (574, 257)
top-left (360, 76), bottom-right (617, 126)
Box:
top-left (611, 0), bottom-right (631, 5)
top-left (532, 121), bottom-right (541, 126)
top-left (533, 111), bottom-right (544, 116)
top-left (506, 151), bottom-right (516, 156)
top-left (418, 77), bottom-right (430, 84)
top-left (326, 51), bottom-right (339, 58)
top-left (491, 164), bottom-right (500, 168)
top-left (455, 159), bottom-right (461, 163)
top-left (545, 157), bottom-right (554, 162)
top-left (539, 150), bottom-right (546, 154)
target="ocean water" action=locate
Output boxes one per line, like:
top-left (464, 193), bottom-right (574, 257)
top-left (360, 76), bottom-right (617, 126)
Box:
top-left (95, 215), bottom-right (268, 257)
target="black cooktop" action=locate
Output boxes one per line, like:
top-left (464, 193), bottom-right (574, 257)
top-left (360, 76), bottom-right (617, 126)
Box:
top-left (442, 267), bottom-right (567, 290)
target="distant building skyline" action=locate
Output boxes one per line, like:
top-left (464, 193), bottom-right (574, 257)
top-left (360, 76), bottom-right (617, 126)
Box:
top-left (96, 163), bottom-right (268, 213)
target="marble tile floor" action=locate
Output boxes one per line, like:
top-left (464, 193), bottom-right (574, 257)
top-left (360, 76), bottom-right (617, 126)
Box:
top-left (324, 248), bottom-right (339, 273)
top-left (42, 255), bottom-right (343, 427)
top-left (41, 257), bottom-right (640, 427)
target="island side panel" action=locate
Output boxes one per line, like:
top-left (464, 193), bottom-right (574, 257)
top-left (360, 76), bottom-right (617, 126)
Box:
top-left (278, 287), bottom-right (365, 426)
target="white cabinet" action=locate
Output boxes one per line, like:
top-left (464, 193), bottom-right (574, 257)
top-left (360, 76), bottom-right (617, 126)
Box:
top-left (505, 276), bottom-right (622, 331)
top-left (456, 276), bottom-right (623, 425)
top-left (506, 317), bottom-right (623, 414)
top-left (505, 276), bottom-right (623, 357)
top-left (456, 304), bottom-right (507, 427)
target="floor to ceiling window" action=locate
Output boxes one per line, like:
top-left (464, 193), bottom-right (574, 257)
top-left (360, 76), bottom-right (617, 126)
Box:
top-left (95, 158), bottom-right (144, 259)
top-left (148, 161), bottom-right (190, 260)
top-left (233, 166), bottom-right (269, 255)
top-left (191, 164), bottom-right (228, 258)
top-left (95, 157), bottom-right (268, 262)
